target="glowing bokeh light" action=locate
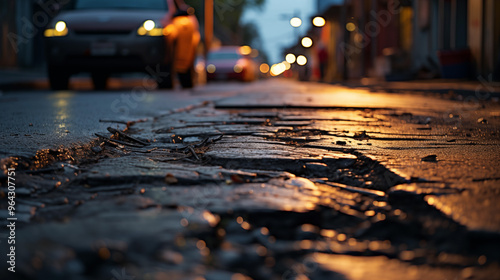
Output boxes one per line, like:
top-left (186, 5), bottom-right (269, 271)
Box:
top-left (207, 64), bottom-right (216, 73)
top-left (143, 20), bottom-right (155, 31)
top-left (260, 63), bottom-right (270, 74)
top-left (55, 21), bottom-right (66, 32)
top-left (239, 45), bottom-right (252, 55)
top-left (286, 53), bottom-right (296, 64)
top-left (346, 22), bottom-right (356, 32)
top-left (297, 55), bottom-right (307, 66)
top-left (290, 17), bottom-right (302, 28)
top-left (313, 17), bottom-right (326, 27)
top-left (301, 37), bottom-right (313, 48)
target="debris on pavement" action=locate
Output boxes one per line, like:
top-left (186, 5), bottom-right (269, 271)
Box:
top-left (353, 130), bottom-right (370, 140)
top-left (1, 89), bottom-right (500, 280)
top-left (421, 155), bottom-right (438, 162)
top-left (107, 127), bottom-right (151, 146)
top-left (95, 133), bottom-right (145, 148)
top-left (477, 118), bottom-right (488, 124)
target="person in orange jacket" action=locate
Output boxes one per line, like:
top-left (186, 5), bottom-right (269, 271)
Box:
top-left (163, 0), bottom-right (201, 88)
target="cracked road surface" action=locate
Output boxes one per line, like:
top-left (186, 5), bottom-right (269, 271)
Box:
top-left (1, 79), bottom-right (500, 280)
top-left (0, 82), bottom-right (240, 158)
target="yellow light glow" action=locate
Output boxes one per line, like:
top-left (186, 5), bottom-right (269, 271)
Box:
top-left (55, 21), bottom-right (66, 32)
top-left (44, 20), bottom-right (68, 37)
top-left (148, 28), bottom-right (163, 36)
top-left (279, 63), bottom-right (286, 72)
top-left (313, 16), bottom-right (326, 27)
top-left (137, 26), bottom-right (163, 36)
top-left (196, 63), bottom-right (205, 72)
top-left (44, 29), bottom-right (54, 37)
top-left (427, 196), bottom-right (435, 205)
top-left (260, 63), bottom-right (270, 74)
top-left (207, 64), bottom-right (216, 73)
top-left (290, 17), bottom-right (302, 27)
top-left (283, 61), bottom-right (291, 70)
top-left (137, 27), bottom-right (147, 36)
top-left (44, 26), bottom-right (68, 37)
top-left (286, 53), bottom-right (296, 64)
top-left (297, 55), bottom-right (307, 66)
top-left (346, 22), bottom-right (356, 32)
top-left (301, 37), bottom-right (313, 48)
top-left (239, 45), bottom-right (252, 56)
top-left (270, 63), bottom-right (287, 76)
top-left (337, 233), bottom-right (347, 242)
top-left (143, 20), bottom-right (155, 31)
top-left (233, 64), bottom-right (243, 73)
top-left (270, 65), bottom-right (277, 76)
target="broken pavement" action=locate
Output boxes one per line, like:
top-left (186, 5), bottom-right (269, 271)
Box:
top-left (1, 80), bottom-right (500, 280)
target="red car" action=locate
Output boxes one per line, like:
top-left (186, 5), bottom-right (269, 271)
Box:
top-left (206, 46), bottom-right (257, 82)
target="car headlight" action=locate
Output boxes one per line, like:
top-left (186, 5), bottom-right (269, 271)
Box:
top-left (44, 21), bottom-right (68, 37)
top-left (137, 20), bottom-right (163, 36)
top-left (207, 64), bottom-right (216, 73)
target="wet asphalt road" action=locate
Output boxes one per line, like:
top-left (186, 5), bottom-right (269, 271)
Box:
top-left (0, 83), bottom-right (239, 158)
top-left (1, 79), bottom-right (500, 280)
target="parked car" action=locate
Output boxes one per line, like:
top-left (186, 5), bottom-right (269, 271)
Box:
top-left (44, 0), bottom-right (200, 90)
top-left (206, 46), bottom-right (258, 82)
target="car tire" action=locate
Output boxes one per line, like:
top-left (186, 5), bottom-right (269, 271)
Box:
top-left (91, 72), bottom-right (109, 90)
top-left (155, 64), bottom-right (174, 89)
top-left (48, 66), bottom-right (70, 90)
top-left (178, 66), bottom-right (194, 89)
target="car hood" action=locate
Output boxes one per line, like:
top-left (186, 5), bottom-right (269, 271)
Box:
top-left (53, 10), bottom-right (166, 31)
top-left (207, 60), bottom-right (240, 68)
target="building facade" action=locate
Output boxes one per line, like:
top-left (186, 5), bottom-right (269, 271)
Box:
top-left (1, 0), bottom-right (64, 69)
top-left (317, 0), bottom-right (500, 82)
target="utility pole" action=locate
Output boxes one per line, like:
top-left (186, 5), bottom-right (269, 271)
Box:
top-left (204, 0), bottom-right (213, 57)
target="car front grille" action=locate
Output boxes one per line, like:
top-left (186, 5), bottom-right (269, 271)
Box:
top-left (73, 30), bottom-right (133, 35)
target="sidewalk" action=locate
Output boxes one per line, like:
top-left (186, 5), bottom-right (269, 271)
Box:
top-left (0, 67), bottom-right (48, 91)
top-left (3, 66), bottom-right (500, 97)
top-left (339, 77), bottom-right (500, 97)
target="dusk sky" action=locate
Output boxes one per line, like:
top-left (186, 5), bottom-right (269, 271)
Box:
top-left (242, 0), bottom-right (316, 64)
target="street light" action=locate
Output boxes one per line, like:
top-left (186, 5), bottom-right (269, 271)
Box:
top-left (260, 63), bottom-right (270, 74)
top-left (286, 53), bottom-right (296, 64)
top-left (283, 61), bottom-right (291, 70)
top-left (346, 22), bottom-right (356, 32)
top-left (270, 63), bottom-right (286, 76)
top-left (239, 45), bottom-right (252, 56)
top-left (301, 37), bottom-right (313, 48)
top-left (313, 16), bottom-right (326, 27)
top-left (297, 55), bottom-right (307, 66)
top-left (290, 17), bottom-right (302, 28)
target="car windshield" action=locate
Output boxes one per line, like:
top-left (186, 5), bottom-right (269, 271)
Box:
top-left (74, 0), bottom-right (167, 10)
top-left (208, 52), bottom-right (241, 61)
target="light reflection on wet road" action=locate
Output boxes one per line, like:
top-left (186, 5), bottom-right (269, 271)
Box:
top-left (0, 84), bottom-right (239, 158)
